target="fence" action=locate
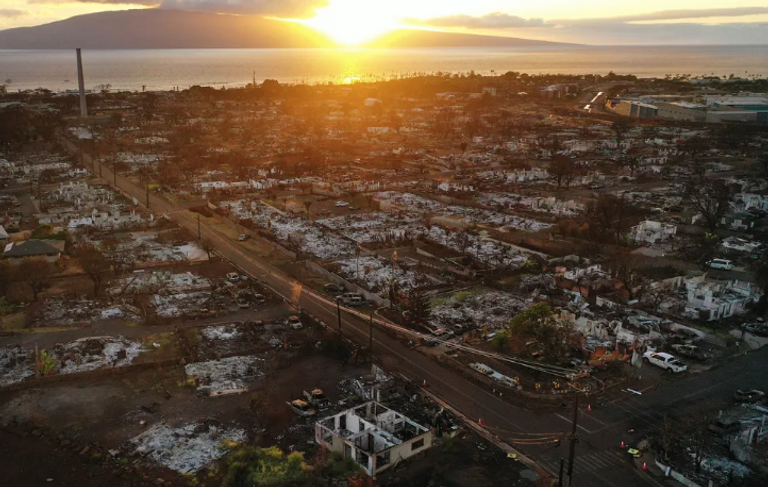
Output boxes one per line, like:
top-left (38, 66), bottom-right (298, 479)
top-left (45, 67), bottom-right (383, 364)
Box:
top-left (654, 458), bottom-right (713, 487)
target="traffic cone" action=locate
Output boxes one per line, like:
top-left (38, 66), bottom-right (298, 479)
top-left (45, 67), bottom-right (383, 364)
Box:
top-left (422, 379), bottom-right (427, 387)
top-left (620, 441), bottom-right (626, 449)
top-left (587, 404), bottom-right (592, 412)
top-left (642, 462), bottom-right (647, 470)
top-left (478, 418), bottom-right (483, 426)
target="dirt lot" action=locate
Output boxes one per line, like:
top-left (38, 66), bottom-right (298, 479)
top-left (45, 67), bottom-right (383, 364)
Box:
top-left (379, 430), bottom-right (532, 487)
top-left (0, 424), bottom-right (180, 487)
top-left (0, 325), bottom-right (372, 486)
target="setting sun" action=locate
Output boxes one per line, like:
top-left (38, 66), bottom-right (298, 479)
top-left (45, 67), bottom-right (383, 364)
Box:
top-left (301, 0), bottom-right (400, 45)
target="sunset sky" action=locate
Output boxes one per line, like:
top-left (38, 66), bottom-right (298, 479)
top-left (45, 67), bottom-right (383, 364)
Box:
top-left (1, 0), bottom-right (768, 45)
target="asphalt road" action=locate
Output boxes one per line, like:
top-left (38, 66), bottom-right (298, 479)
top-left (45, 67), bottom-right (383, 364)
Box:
top-left (62, 136), bottom-right (767, 487)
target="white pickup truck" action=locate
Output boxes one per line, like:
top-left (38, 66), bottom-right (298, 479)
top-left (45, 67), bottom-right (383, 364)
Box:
top-left (643, 351), bottom-right (687, 373)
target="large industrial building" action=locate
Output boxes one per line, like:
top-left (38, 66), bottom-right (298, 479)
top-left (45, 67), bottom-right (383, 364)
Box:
top-left (606, 93), bottom-right (768, 124)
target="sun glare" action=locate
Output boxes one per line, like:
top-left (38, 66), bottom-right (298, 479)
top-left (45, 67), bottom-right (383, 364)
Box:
top-left (302, 0), bottom-right (399, 45)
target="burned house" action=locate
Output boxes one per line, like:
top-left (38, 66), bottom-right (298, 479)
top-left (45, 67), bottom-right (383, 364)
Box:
top-left (315, 401), bottom-right (432, 477)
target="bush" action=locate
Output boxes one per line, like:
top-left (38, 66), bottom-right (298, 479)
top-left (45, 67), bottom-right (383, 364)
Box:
top-left (222, 446), bottom-right (307, 487)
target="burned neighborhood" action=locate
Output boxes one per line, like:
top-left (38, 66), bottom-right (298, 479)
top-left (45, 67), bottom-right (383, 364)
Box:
top-left (1, 69), bottom-right (768, 487)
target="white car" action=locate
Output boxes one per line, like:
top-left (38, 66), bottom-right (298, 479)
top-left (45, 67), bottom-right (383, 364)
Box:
top-left (226, 272), bottom-right (240, 282)
top-left (643, 351), bottom-right (687, 373)
top-left (335, 201), bottom-right (349, 207)
top-left (287, 315), bottom-right (303, 329)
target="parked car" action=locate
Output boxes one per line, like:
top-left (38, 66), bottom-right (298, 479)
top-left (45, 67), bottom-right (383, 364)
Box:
top-left (707, 258), bottom-right (733, 270)
top-left (335, 201), bottom-right (349, 207)
top-left (287, 399), bottom-right (316, 417)
top-left (238, 234), bottom-right (250, 241)
top-left (324, 283), bottom-right (345, 293)
top-left (643, 351), bottom-right (687, 373)
top-left (287, 315), bottom-right (303, 329)
top-left (744, 323), bottom-right (768, 337)
top-left (236, 297), bottom-right (249, 309)
top-left (430, 328), bottom-right (454, 338)
top-left (671, 344), bottom-right (706, 360)
top-left (253, 293), bottom-right (266, 304)
top-left (708, 419), bottom-right (741, 436)
top-left (451, 323), bottom-right (472, 334)
top-left (338, 292), bottom-right (364, 306)
top-left (226, 272), bottom-right (240, 282)
top-left (302, 389), bottom-right (330, 410)
top-left (734, 389), bottom-right (765, 403)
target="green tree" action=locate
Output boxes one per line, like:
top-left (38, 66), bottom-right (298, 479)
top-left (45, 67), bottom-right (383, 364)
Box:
top-left (680, 135), bottom-right (708, 164)
top-left (30, 224), bottom-right (54, 239)
top-left (681, 232), bottom-right (720, 271)
top-left (36, 350), bottom-right (58, 377)
top-left (507, 302), bottom-right (581, 364)
top-left (0, 296), bottom-right (13, 316)
top-left (549, 155), bottom-right (577, 190)
top-left (0, 259), bottom-right (11, 297)
top-left (611, 119), bottom-right (631, 147)
top-left (77, 244), bottom-right (111, 296)
top-left (223, 446), bottom-right (308, 487)
top-left (759, 154), bottom-right (768, 176)
top-left (685, 178), bottom-right (733, 233)
top-left (585, 194), bottom-right (628, 244)
top-left (16, 258), bottom-right (53, 301)
top-left (749, 247), bottom-right (768, 307)
top-left (404, 273), bottom-right (431, 325)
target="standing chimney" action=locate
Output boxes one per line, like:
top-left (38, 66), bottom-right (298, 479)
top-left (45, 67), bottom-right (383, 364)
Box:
top-left (76, 48), bottom-right (88, 118)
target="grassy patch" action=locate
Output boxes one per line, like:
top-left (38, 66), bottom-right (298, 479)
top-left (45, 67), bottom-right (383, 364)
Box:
top-left (0, 312), bottom-right (26, 331)
top-left (430, 287), bottom-right (484, 306)
top-left (495, 276), bottom-right (522, 289)
top-left (139, 332), bottom-right (178, 362)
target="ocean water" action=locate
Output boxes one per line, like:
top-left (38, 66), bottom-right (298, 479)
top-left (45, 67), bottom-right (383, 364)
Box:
top-left (1, 45), bottom-right (766, 92)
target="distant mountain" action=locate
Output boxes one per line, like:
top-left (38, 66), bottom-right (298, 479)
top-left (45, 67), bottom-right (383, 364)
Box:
top-left (0, 10), bottom-right (334, 49)
top-left (368, 29), bottom-right (570, 48)
top-left (0, 9), bottom-right (569, 49)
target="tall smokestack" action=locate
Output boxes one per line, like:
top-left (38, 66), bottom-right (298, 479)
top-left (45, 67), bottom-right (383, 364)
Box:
top-left (76, 48), bottom-right (87, 118)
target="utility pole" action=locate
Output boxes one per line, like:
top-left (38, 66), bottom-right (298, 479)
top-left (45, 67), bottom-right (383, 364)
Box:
top-left (197, 214), bottom-right (201, 240)
top-left (567, 395), bottom-right (580, 487)
top-left (76, 48), bottom-right (88, 118)
top-left (558, 458), bottom-right (565, 487)
top-left (369, 311), bottom-right (374, 359)
top-left (336, 298), bottom-right (342, 335)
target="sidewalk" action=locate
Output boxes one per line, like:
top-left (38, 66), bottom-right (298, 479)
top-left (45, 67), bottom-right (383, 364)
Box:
top-left (633, 452), bottom-right (687, 487)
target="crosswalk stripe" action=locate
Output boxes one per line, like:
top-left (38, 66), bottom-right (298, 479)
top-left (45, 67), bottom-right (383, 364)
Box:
top-left (540, 450), bottom-right (630, 477)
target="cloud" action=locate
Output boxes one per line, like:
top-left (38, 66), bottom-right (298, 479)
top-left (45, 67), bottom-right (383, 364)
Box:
top-left (0, 9), bottom-right (29, 18)
top-left (600, 7), bottom-right (768, 23)
top-left (405, 12), bottom-right (550, 30)
top-left (405, 7), bottom-right (768, 32)
top-left (554, 7), bottom-right (768, 28)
